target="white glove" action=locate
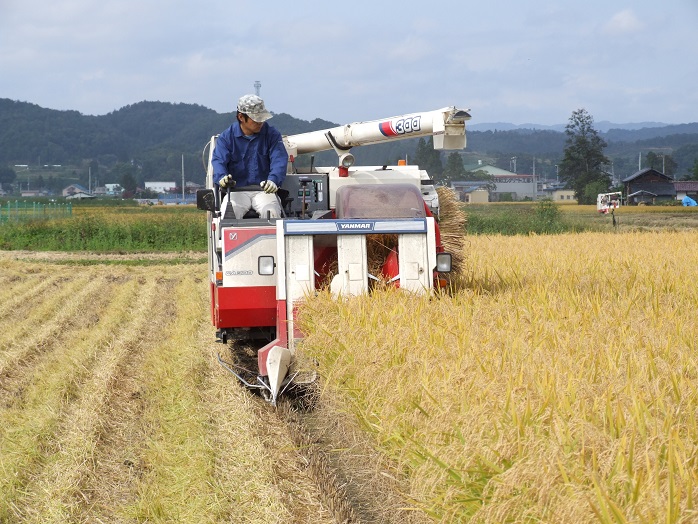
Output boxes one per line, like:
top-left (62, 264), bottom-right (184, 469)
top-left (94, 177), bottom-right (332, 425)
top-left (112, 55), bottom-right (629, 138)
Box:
top-left (219, 174), bottom-right (234, 188)
top-left (261, 180), bottom-right (278, 194)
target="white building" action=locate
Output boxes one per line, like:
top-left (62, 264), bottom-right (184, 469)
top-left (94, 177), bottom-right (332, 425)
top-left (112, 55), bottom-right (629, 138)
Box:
top-left (463, 164), bottom-right (538, 201)
top-left (674, 181), bottom-right (698, 201)
top-left (66, 191), bottom-right (96, 200)
top-left (145, 181), bottom-right (176, 193)
top-left (104, 183), bottom-right (123, 196)
top-left (62, 184), bottom-right (89, 197)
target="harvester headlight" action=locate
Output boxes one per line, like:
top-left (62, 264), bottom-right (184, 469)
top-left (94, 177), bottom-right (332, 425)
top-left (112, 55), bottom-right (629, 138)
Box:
top-left (436, 253), bottom-right (452, 273)
top-left (258, 256), bottom-right (275, 275)
top-left (339, 152), bottom-right (355, 168)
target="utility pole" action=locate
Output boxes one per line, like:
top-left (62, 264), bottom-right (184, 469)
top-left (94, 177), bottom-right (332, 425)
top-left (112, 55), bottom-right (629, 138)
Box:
top-left (254, 80), bottom-right (261, 97)
top-left (611, 162), bottom-right (615, 185)
top-left (181, 154), bottom-right (185, 202)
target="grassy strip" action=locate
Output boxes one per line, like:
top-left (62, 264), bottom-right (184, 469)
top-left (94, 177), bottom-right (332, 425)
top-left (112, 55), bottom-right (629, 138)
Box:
top-left (2, 201), bottom-right (695, 252)
top-left (297, 231), bottom-right (698, 522)
top-left (464, 202), bottom-right (698, 235)
top-left (0, 213), bottom-right (206, 251)
top-left (464, 200), bottom-right (593, 235)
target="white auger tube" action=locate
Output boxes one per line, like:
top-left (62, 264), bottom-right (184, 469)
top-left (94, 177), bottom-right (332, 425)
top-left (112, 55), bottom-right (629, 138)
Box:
top-left (283, 106), bottom-right (471, 157)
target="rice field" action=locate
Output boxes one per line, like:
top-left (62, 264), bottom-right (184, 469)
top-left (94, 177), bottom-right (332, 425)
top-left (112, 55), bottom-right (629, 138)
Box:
top-left (1, 220), bottom-right (697, 522)
top-left (298, 230), bottom-right (698, 523)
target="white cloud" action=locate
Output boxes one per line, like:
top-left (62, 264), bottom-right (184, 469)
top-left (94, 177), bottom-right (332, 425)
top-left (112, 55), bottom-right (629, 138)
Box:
top-left (604, 9), bottom-right (644, 34)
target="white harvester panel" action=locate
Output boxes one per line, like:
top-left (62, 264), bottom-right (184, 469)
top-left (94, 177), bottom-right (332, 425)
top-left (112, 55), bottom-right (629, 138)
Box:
top-left (398, 234), bottom-right (430, 291)
top-left (283, 233), bottom-right (315, 350)
top-left (221, 226), bottom-right (276, 288)
top-left (335, 235), bottom-right (368, 296)
top-left (284, 235), bottom-right (314, 298)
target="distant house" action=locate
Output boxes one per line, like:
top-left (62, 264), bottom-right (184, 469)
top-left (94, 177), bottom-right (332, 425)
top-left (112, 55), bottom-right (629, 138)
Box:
top-left (622, 168), bottom-right (676, 205)
top-left (20, 189), bottom-right (49, 197)
top-left (463, 163), bottom-right (537, 201)
top-left (66, 191), bottom-right (96, 200)
top-left (541, 182), bottom-right (577, 202)
top-left (674, 180), bottom-right (698, 202)
top-left (62, 184), bottom-right (89, 197)
top-left (145, 181), bottom-right (176, 193)
top-left (450, 181), bottom-right (490, 203)
top-left (104, 183), bottom-right (124, 196)
top-left (185, 181), bottom-right (203, 192)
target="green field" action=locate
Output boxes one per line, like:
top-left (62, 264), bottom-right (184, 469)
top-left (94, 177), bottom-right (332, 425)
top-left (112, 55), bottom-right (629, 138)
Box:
top-left (0, 202), bottom-right (206, 252)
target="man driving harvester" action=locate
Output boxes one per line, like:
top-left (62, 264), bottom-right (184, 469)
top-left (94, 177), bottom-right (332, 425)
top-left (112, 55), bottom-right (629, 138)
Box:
top-left (211, 94), bottom-right (288, 219)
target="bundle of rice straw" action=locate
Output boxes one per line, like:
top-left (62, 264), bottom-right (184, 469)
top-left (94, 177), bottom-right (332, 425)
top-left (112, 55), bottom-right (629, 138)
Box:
top-left (435, 186), bottom-right (468, 277)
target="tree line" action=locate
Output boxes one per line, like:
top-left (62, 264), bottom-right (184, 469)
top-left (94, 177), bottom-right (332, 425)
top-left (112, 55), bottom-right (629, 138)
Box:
top-left (1, 98), bottom-right (697, 199)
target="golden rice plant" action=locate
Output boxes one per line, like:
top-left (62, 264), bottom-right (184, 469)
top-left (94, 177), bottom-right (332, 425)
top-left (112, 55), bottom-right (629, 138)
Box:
top-left (297, 230), bottom-right (698, 523)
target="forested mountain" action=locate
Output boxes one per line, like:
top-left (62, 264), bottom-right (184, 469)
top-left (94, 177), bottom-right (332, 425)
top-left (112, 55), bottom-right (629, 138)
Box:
top-left (0, 99), bottom-right (340, 167)
top-left (1, 98), bottom-right (697, 192)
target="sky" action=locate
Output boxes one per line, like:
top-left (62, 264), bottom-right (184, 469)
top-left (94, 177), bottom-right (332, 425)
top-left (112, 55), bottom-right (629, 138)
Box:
top-left (1, 0), bottom-right (697, 127)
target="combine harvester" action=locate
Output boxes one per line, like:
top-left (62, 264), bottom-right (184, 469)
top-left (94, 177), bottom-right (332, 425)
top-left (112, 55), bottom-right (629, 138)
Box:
top-left (597, 192), bottom-right (622, 214)
top-left (197, 106), bottom-right (471, 404)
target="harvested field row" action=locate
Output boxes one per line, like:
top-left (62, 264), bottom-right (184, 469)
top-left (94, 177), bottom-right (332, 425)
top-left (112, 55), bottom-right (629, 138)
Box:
top-left (0, 255), bottom-right (398, 523)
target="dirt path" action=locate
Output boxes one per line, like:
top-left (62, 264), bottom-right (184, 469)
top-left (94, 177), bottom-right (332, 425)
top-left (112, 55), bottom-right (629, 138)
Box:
top-left (0, 253), bottom-right (420, 523)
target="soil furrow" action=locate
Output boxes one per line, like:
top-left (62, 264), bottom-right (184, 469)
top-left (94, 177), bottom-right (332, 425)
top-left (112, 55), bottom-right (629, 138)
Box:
top-left (275, 396), bottom-right (426, 524)
top-left (200, 338), bottom-right (334, 523)
top-left (0, 271), bottom-right (114, 409)
top-left (217, 338), bottom-right (418, 523)
top-left (0, 270), bottom-right (140, 521)
top-left (72, 271), bottom-right (184, 523)
top-left (0, 269), bottom-right (97, 376)
top-left (0, 271), bottom-right (61, 320)
top-left (0, 256), bottom-right (421, 523)
top-left (277, 401), bottom-right (362, 523)
top-left (20, 271), bottom-right (164, 522)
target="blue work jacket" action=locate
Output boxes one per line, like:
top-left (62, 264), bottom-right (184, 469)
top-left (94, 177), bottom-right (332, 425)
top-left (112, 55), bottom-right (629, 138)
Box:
top-left (211, 121), bottom-right (288, 187)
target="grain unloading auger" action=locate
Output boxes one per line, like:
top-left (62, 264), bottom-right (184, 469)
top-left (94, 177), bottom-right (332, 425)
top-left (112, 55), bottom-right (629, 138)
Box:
top-left (197, 106), bottom-right (471, 404)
